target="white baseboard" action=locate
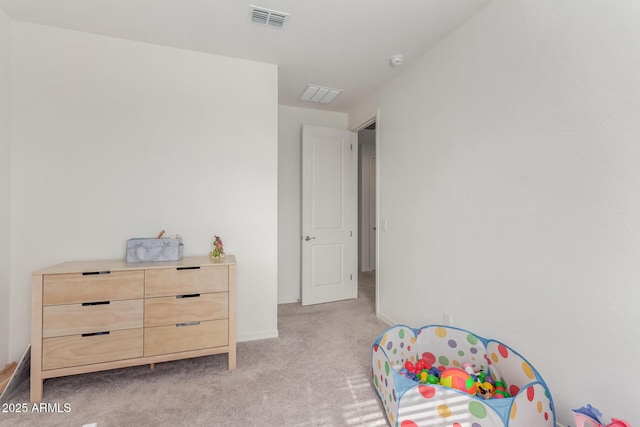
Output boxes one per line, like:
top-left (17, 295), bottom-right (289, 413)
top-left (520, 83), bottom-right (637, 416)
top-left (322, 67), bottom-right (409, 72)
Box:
top-left (237, 329), bottom-right (279, 342)
top-left (277, 297), bottom-right (300, 304)
top-left (376, 312), bottom-right (396, 327)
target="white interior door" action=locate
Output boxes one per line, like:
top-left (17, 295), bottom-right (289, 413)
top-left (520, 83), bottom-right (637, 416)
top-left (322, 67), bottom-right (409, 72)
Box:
top-left (301, 125), bottom-right (357, 306)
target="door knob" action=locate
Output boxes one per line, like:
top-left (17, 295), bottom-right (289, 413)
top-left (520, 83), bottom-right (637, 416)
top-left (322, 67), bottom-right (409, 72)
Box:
top-left (304, 236), bottom-right (316, 241)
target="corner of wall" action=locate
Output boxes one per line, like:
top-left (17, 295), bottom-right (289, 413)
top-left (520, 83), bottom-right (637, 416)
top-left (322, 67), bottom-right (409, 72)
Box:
top-left (0, 7), bottom-right (12, 367)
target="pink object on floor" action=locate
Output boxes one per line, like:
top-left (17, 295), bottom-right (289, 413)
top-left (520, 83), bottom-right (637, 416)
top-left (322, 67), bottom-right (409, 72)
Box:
top-left (607, 419), bottom-right (632, 427)
top-left (573, 412), bottom-right (605, 427)
top-left (572, 411), bottom-right (632, 427)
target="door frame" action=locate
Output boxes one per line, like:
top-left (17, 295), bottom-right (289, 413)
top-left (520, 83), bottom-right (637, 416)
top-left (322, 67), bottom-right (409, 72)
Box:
top-left (353, 111), bottom-right (380, 317)
top-left (369, 155), bottom-right (376, 270)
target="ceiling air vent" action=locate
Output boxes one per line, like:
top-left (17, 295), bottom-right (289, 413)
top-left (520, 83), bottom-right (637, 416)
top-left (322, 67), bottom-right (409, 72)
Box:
top-left (299, 85), bottom-right (342, 104)
top-left (250, 5), bottom-right (290, 29)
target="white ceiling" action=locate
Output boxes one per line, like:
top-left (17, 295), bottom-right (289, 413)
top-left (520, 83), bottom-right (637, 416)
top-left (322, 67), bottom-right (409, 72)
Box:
top-left (0, 0), bottom-right (492, 112)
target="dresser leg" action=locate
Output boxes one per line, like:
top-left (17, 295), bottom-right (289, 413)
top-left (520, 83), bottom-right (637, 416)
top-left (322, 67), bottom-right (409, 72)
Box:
top-left (30, 374), bottom-right (43, 402)
top-left (228, 349), bottom-right (236, 370)
top-left (150, 363), bottom-right (155, 370)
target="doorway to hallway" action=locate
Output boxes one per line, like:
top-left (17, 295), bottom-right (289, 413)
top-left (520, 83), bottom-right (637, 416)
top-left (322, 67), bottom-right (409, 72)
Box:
top-left (358, 121), bottom-right (376, 311)
top-left (358, 121), bottom-right (376, 273)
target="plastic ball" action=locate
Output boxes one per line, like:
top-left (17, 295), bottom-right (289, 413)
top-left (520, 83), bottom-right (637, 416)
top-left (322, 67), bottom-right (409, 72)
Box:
top-left (494, 382), bottom-right (509, 397)
top-left (428, 367), bottom-right (441, 378)
top-left (439, 367), bottom-right (477, 395)
top-left (427, 374), bottom-right (439, 384)
top-left (493, 384), bottom-right (510, 398)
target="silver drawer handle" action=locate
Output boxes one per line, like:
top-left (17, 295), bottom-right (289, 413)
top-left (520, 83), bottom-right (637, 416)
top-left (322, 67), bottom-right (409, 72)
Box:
top-left (176, 321), bottom-right (200, 327)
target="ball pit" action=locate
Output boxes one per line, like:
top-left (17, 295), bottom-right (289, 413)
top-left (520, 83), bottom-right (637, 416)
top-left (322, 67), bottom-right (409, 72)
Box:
top-left (371, 325), bottom-right (555, 427)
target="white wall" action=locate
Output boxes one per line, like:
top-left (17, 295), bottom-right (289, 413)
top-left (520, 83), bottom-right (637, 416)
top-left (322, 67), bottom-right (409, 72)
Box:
top-left (351, 0), bottom-right (640, 424)
top-left (0, 10), bottom-right (10, 367)
top-left (358, 129), bottom-right (375, 272)
top-left (277, 105), bottom-right (347, 303)
top-left (9, 22), bottom-right (279, 360)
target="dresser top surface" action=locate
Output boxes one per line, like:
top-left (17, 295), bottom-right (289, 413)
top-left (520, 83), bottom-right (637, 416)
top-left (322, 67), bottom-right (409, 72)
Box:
top-left (34, 255), bottom-right (236, 275)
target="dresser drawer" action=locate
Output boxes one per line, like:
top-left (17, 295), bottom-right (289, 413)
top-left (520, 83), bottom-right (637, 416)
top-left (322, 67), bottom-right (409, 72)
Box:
top-left (43, 299), bottom-right (143, 338)
top-left (145, 266), bottom-right (228, 297)
top-left (144, 319), bottom-right (229, 357)
top-left (42, 328), bottom-right (143, 370)
top-left (43, 271), bottom-right (144, 306)
top-left (144, 293), bottom-right (228, 327)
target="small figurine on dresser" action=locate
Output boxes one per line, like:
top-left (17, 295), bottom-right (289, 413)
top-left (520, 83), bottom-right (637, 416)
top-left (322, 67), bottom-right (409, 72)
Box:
top-left (210, 235), bottom-right (225, 259)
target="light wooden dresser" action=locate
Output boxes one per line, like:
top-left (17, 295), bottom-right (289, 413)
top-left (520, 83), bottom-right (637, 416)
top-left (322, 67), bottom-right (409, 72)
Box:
top-left (30, 255), bottom-right (236, 402)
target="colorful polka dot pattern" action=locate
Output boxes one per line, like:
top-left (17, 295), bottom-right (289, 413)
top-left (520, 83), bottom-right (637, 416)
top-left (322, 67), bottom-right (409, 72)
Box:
top-left (397, 385), bottom-right (504, 426)
top-left (372, 325), bottom-right (555, 427)
top-left (415, 327), bottom-right (488, 373)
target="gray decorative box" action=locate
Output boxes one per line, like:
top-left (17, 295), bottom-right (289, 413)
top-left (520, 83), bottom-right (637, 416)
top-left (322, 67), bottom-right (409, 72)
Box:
top-left (126, 237), bottom-right (183, 263)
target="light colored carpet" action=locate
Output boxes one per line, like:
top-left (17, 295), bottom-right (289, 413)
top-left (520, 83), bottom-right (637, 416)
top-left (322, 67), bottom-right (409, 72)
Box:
top-left (1, 271), bottom-right (390, 427)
